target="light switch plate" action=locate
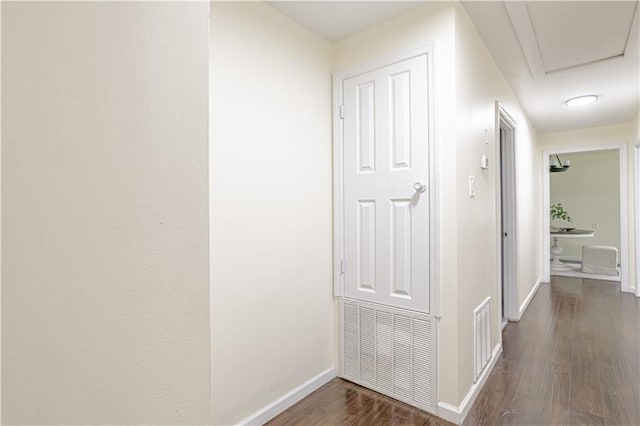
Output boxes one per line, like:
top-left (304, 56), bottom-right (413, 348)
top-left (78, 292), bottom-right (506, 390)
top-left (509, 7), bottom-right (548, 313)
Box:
top-left (469, 175), bottom-right (476, 198)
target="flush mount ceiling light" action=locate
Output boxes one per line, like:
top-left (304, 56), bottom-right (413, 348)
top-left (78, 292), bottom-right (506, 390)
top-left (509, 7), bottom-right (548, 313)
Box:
top-left (565, 95), bottom-right (599, 107)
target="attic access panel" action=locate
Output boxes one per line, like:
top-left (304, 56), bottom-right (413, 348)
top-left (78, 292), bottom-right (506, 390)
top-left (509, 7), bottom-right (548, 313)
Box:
top-left (528, 1), bottom-right (637, 73)
top-left (506, 1), bottom-right (638, 76)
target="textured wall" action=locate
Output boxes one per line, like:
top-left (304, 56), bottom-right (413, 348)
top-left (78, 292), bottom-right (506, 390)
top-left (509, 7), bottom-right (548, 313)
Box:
top-left (2, 3), bottom-right (210, 424)
top-left (453, 3), bottom-right (542, 401)
top-left (211, 2), bottom-right (334, 424)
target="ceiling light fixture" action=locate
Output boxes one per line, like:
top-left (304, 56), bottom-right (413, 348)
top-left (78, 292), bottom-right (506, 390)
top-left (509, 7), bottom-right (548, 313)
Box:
top-left (565, 95), bottom-right (599, 107)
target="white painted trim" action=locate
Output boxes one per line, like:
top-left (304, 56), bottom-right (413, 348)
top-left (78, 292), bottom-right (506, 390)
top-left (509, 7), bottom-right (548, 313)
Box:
top-left (428, 41), bottom-right (441, 317)
top-left (556, 255), bottom-right (584, 263)
top-left (518, 277), bottom-right (542, 319)
top-left (207, 0), bottom-right (213, 422)
top-left (635, 145), bottom-right (640, 297)
top-left (437, 344), bottom-right (503, 425)
top-left (495, 102), bottom-right (519, 324)
top-left (620, 145), bottom-right (630, 293)
top-left (332, 73), bottom-right (345, 297)
top-left (437, 402), bottom-right (461, 424)
top-left (237, 369), bottom-right (336, 426)
top-left (553, 269), bottom-right (621, 283)
top-left (332, 43), bottom-right (440, 315)
top-left (624, 4), bottom-right (639, 59)
top-left (543, 152), bottom-right (551, 281)
top-left (542, 144), bottom-right (630, 294)
top-left (504, 3), bottom-right (546, 78)
top-left (0, 1), bottom-right (3, 420)
top-left (333, 43), bottom-right (436, 82)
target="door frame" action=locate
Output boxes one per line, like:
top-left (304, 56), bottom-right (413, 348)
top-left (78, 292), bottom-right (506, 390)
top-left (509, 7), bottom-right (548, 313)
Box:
top-left (495, 102), bottom-right (519, 322)
top-left (332, 43), bottom-right (440, 315)
top-left (634, 144), bottom-right (639, 297)
top-left (542, 144), bottom-right (630, 293)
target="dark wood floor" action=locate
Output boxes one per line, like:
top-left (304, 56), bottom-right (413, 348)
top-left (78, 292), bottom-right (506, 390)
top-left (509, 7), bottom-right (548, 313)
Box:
top-left (268, 276), bottom-right (640, 425)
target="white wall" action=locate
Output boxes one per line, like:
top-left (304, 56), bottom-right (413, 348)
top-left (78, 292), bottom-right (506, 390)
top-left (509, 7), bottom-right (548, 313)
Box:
top-left (210, 3), bottom-right (334, 424)
top-left (2, 3), bottom-right (210, 424)
top-left (452, 4), bottom-right (541, 403)
top-left (550, 150), bottom-right (620, 258)
top-left (540, 122), bottom-right (637, 291)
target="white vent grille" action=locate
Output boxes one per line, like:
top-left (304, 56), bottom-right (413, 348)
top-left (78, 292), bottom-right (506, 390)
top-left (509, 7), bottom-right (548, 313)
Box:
top-left (413, 318), bottom-right (434, 406)
top-left (376, 311), bottom-right (393, 391)
top-left (474, 297), bottom-right (492, 382)
top-left (341, 300), bottom-right (436, 413)
top-left (393, 315), bottom-right (412, 397)
top-left (360, 307), bottom-right (375, 384)
top-left (344, 304), bottom-right (359, 377)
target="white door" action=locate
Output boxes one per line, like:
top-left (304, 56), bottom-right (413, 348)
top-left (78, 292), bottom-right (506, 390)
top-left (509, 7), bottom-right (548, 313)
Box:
top-left (342, 55), bottom-right (430, 313)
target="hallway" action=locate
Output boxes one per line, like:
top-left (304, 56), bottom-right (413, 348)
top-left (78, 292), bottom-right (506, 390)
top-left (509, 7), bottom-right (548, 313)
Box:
top-left (465, 277), bottom-right (640, 425)
top-left (269, 277), bottom-right (640, 425)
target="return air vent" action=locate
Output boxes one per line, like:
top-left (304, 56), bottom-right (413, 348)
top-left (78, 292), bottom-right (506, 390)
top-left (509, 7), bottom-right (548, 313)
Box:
top-left (340, 299), bottom-right (436, 414)
top-left (474, 297), bottom-right (492, 382)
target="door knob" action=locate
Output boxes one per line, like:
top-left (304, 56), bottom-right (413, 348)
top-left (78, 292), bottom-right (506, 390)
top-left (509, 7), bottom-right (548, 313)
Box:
top-left (413, 182), bottom-right (427, 193)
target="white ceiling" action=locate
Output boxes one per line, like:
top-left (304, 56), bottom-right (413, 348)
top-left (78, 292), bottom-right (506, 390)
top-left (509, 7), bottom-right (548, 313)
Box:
top-left (463, 1), bottom-right (639, 134)
top-left (267, 2), bottom-right (423, 42)
top-left (266, 1), bottom-right (640, 135)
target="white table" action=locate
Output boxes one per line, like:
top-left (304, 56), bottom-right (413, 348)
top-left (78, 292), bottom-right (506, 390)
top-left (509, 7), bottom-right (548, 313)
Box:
top-left (550, 229), bottom-right (595, 271)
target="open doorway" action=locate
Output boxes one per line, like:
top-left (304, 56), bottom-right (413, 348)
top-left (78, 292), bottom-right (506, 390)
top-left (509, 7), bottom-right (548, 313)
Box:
top-left (550, 150), bottom-right (620, 279)
top-left (543, 145), bottom-right (630, 292)
top-left (496, 103), bottom-right (518, 326)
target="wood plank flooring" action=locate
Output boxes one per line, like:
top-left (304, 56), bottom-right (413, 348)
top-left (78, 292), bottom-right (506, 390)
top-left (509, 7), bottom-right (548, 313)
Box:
top-left (268, 276), bottom-right (640, 425)
top-left (266, 378), bottom-right (453, 426)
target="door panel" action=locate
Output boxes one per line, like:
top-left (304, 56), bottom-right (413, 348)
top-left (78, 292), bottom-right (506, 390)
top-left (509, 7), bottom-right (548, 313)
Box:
top-left (390, 71), bottom-right (411, 169)
top-left (357, 81), bottom-right (376, 172)
top-left (357, 200), bottom-right (376, 292)
top-left (343, 55), bottom-right (430, 313)
top-left (391, 199), bottom-right (412, 298)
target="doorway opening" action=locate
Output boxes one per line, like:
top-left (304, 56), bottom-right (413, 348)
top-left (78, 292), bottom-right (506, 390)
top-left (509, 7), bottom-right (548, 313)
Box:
top-left (542, 145), bottom-right (630, 293)
top-left (496, 103), bottom-right (518, 326)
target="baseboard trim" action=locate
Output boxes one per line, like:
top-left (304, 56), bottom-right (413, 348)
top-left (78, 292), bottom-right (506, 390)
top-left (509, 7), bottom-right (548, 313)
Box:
top-left (237, 368), bottom-right (336, 426)
top-left (518, 277), bottom-right (542, 319)
top-left (437, 344), bottom-right (502, 425)
top-left (558, 255), bottom-right (582, 263)
top-left (437, 401), bottom-right (461, 424)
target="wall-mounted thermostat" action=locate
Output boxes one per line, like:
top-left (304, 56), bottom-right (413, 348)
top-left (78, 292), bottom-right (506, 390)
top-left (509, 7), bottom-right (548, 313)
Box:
top-left (480, 155), bottom-right (489, 169)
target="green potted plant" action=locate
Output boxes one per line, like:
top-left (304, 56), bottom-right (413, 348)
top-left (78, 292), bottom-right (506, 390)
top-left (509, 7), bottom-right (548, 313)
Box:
top-left (550, 203), bottom-right (572, 231)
